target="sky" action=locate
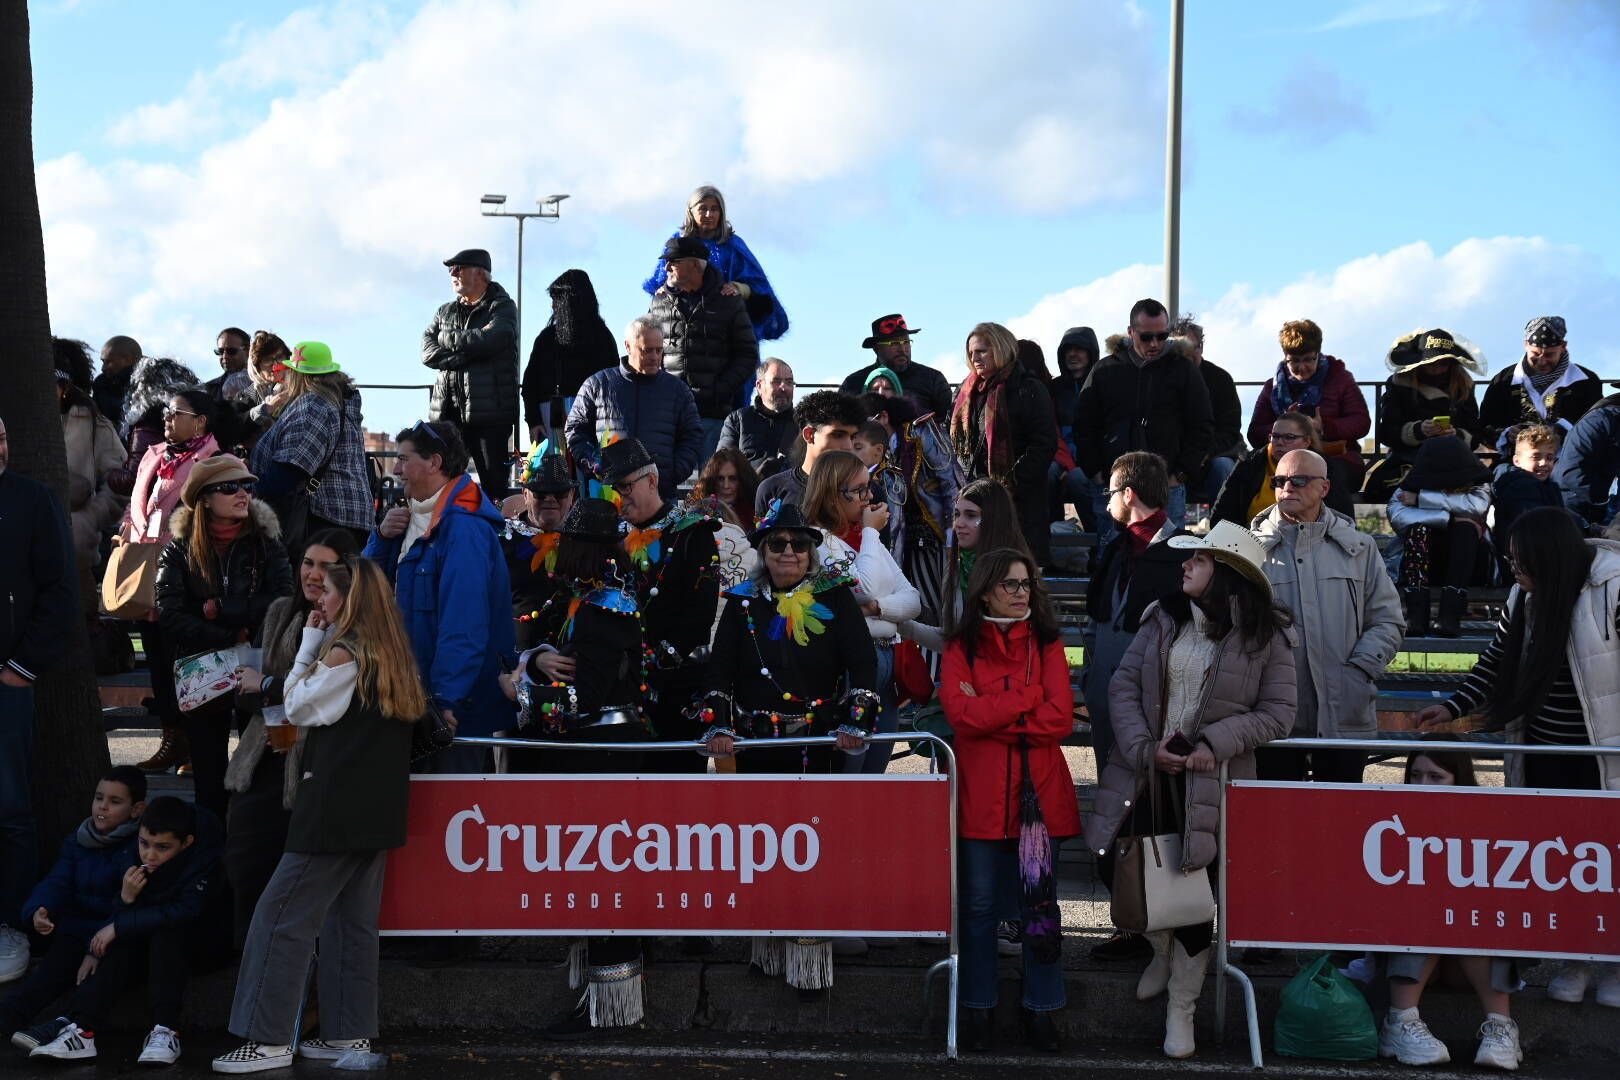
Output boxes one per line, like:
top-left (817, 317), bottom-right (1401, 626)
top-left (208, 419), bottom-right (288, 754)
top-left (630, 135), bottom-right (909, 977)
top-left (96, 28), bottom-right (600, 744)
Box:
top-left (28, 0), bottom-right (1620, 438)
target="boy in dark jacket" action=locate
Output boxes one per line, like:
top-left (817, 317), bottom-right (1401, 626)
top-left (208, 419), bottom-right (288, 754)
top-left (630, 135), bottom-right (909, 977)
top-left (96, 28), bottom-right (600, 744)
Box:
top-left (25, 797), bottom-right (221, 1066)
top-left (4, 767), bottom-right (145, 1046)
top-left (1491, 424), bottom-right (1564, 551)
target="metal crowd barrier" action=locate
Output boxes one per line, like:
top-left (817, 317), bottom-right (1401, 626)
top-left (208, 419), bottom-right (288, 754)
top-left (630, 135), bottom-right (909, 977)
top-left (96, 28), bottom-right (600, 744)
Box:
top-left (1214, 736), bottom-right (1620, 1070)
top-left (451, 731), bottom-right (965, 1059)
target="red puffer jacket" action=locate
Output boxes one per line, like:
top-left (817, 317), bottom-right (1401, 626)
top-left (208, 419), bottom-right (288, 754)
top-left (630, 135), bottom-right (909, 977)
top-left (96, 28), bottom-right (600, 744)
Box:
top-left (940, 621), bottom-right (1081, 841)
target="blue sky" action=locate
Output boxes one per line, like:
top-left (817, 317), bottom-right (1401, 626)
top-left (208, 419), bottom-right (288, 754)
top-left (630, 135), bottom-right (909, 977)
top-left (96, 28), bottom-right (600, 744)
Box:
top-left (30, 0), bottom-right (1620, 437)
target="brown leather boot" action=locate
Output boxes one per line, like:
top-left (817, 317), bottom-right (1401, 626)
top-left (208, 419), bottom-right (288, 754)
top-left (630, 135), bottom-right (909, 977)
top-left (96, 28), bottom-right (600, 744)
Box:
top-left (137, 727), bottom-right (191, 773)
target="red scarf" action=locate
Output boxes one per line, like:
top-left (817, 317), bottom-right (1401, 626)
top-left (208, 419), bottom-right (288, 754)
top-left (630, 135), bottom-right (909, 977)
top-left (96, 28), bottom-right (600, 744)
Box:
top-left (950, 365), bottom-right (1015, 479)
top-left (838, 523), bottom-right (864, 550)
top-left (155, 438), bottom-right (202, 481)
top-left (207, 517), bottom-right (246, 555)
top-left (1124, 510), bottom-right (1168, 558)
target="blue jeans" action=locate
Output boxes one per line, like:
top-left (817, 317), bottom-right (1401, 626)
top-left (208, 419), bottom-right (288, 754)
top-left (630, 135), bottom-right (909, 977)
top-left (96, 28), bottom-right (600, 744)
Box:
top-left (0, 682), bottom-right (38, 927)
top-left (959, 838), bottom-right (1066, 1012)
top-left (1060, 467), bottom-right (1098, 532)
top-left (1199, 456), bottom-right (1237, 505)
top-left (846, 643), bottom-right (897, 774)
top-left (1093, 482), bottom-right (1186, 549)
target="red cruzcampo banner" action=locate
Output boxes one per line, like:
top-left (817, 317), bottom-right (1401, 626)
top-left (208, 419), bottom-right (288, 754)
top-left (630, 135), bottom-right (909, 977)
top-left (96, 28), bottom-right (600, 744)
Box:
top-left (378, 775), bottom-right (953, 936)
top-left (1226, 782), bottom-right (1620, 962)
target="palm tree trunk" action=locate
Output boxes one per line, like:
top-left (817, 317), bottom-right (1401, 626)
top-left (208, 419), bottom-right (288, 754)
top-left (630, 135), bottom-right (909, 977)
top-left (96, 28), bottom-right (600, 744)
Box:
top-left (0, 0), bottom-right (112, 855)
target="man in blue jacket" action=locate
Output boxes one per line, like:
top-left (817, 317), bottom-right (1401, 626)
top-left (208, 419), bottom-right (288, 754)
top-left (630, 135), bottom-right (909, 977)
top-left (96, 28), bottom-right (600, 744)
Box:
top-left (1553, 389), bottom-right (1620, 531)
top-left (365, 421), bottom-right (516, 772)
top-left (0, 415), bottom-right (78, 984)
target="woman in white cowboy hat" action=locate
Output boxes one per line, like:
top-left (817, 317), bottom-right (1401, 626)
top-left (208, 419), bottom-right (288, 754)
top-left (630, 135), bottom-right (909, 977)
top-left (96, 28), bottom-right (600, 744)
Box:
top-left (1084, 521), bottom-right (1297, 1060)
top-left (1365, 328), bottom-right (1486, 502)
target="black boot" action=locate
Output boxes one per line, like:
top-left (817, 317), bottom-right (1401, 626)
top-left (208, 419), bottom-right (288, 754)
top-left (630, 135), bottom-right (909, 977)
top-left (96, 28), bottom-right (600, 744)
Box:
top-left (1021, 1006), bottom-right (1061, 1052)
top-left (1437, 587), bottom-right (1467, 638)
top-left (543, 997), bottom-right (598, 1041)
top-left (959, 1007), bottom-right (993, 1052)
top-left (1401, 587), bottom-right (1431, 638)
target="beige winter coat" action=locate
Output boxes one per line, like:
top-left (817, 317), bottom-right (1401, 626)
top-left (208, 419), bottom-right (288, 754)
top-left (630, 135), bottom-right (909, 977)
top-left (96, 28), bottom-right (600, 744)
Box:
top-left (62, 402), bottom-right (127, 567)
top-left (1085, 602), bottom-right (1297, 871)
top-left (1251, 505), bottom-right (1404, 737)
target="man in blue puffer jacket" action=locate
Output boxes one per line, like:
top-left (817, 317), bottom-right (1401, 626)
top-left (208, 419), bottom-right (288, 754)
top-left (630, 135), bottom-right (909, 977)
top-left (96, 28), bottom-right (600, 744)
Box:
top-left (1553, 390), bottom-right (1620, 531)
top-left (566, 318), bottom-right (704, 500)
top-left (365, 421), bottom-right (516, 772)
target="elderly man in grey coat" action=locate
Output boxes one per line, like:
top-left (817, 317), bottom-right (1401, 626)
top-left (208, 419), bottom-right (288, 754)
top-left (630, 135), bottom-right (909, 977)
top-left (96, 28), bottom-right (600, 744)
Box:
top-left (1250, 448), bottom-right (1404, 783)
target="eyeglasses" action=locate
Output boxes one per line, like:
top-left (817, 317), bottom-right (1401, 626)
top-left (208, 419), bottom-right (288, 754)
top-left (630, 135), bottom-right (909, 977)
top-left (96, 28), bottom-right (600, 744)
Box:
top-left (1269, 431), bottom-right (1307, 443)
top-left (1283, 353), bottom-right (1320, 366)
top-left (164, 408), bottom-right (200, 419)
top-left (839, 486), bottom-right (870, 502)
top-left (997, 579), bottom-right (1034, 595)
top-left (1105, 486), bottom-right (1128, 498)
top-left (201, 481), bottom-right (255, 497)
top-left (764, 536), bottom-right (813, 554)
top-left (1270, 474), bottom-right (1325, 490)
top-left (214, 346), bottom-right (244, 357)
top-left (1135, 330), bottom-right (1171, 344)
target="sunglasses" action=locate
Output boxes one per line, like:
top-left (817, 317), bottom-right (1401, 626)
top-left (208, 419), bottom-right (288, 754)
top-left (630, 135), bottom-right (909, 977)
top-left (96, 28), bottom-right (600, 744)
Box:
top-left (997, 578), bottom-right (1033, 595)
top-left (764, 536), bottom-right (813, 554)
top-left (202, 481), bottom-right (255, 497)
top-left (1270, 474), bottom-right (1325, 490)
top-left (164, 408), bottom-right (200, 420)
top-left (408, 419), bottom-right (445, 448)
top-left (1135, 330), bottom-right (1172, 343)
top-left (214, 346), bottom-right (245, 356)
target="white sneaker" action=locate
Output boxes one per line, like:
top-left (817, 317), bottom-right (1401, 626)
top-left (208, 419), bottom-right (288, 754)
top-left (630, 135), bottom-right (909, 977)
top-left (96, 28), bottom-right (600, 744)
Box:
top-left (211, 1041), bottom-right (293, 1073)
top-left (1596, 968), bottom-right (1620, 1008)
top-left (1342, 956), bottom-right (1376, 985)
top-left (0, 925), bottom-right (30, 983)
top-left (296, 1036), bottom-right (371, 1061)
top-left (1547, 962), bottom-right (1592, 1003)
top-left (1379, 1013), bottom-right (1451, 1066)
top-left (138, 1024), bottom-right (182, 1066)
top-left (30, 1021), bottom-right (97, 1061)
top-left (1474, 1016), bottom-right (1522, 1071)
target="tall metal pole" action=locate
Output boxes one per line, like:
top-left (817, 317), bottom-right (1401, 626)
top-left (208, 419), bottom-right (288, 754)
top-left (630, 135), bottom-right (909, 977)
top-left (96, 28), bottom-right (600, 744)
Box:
top-left (1164, 0), bottom-right (1185, 323)
top-left (514, 215), bottom-right (525, 462)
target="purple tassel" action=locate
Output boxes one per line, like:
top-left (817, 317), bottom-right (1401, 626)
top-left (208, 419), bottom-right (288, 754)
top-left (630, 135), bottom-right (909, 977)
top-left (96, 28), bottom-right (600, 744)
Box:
top-left (1019, 784), bottom-right (1062, 963)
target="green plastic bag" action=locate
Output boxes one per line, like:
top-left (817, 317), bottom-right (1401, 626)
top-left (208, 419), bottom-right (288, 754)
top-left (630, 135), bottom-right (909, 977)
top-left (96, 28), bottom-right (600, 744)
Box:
top-left (1274, 953), bottom-right (1378, 1061)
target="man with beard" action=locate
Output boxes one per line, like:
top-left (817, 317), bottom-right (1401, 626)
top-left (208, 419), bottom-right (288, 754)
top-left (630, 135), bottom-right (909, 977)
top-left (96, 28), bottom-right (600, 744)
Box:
top-left (718, 358), bottom-right (798, 479)
top-left (1478, 316), bottom-right (1603, 453)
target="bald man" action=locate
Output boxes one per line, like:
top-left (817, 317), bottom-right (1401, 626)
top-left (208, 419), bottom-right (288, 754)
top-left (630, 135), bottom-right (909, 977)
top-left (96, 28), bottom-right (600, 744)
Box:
top-left (1250, 449), bottom-right (1403, 784)
top-left (94, 336), bottom-right (143, 432)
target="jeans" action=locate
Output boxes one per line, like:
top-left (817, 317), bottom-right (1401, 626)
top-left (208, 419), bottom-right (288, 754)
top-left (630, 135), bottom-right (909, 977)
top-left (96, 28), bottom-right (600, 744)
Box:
top-left (846, 643), bottom-right (897, 775)
top-left (697, 417), bottom-right (725, 475)
top-left (0, 933), bottom-right (87, 1033)
top-left (70, 926), bottom-right (189, 1031)
top-left (0, 682), bottom-right (38, 928)
top-left (1059, 467), bottom-right (1098, 532)
top-left (1199, 456), bottom-right (1238, 505)
top-left (959, 838), bottom-right (1066, 1011)
top-left (1093, 482), bottom-right (1185, 551)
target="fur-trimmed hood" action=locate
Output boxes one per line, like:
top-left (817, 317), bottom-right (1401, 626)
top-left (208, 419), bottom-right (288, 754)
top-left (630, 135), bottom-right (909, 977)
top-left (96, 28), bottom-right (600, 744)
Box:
top-left (167, 499), bottom-right (282, 543)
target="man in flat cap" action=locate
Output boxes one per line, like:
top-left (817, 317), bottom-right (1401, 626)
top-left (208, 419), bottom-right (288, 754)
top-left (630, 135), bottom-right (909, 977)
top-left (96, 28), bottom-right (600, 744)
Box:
top-left (422, 248), bottom-right (520, 497)
top-left (1478, 316), bottom-right (1603, 453)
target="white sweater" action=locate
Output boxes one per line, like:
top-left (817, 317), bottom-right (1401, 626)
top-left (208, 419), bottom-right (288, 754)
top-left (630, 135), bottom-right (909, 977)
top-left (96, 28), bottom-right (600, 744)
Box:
top-left (285, 626), bottom-right (358, 728)
top-left (819, 528), bottom-right (921, 643)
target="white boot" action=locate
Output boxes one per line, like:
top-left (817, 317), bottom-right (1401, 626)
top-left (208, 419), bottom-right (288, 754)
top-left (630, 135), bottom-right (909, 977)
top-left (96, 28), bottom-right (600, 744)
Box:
top-left (1136, 931), bottom-right (1174, 1000)
top-left (1163, 939), bottom-right (1208, 1059)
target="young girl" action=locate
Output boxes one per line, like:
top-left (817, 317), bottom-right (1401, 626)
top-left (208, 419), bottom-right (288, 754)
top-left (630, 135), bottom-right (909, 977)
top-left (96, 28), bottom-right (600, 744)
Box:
top-left (216, 556), bottom-right (424, 1073)
top-left (902, 478), bottom-right (1033, 653)
top-left (1375, 747), bottom-right (1523, 1070)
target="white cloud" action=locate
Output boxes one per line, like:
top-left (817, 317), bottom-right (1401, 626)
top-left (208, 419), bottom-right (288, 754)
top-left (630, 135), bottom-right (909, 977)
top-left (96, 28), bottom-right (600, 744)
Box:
top-left (1007, 237), bottom-right (1620, 393)
top-left (1229, 65), bottom-right (1374, 143)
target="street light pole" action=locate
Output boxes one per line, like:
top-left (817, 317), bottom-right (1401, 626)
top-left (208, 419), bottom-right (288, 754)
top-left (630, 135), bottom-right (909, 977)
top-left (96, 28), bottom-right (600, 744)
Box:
top-left (480, 192), bottom-right (569, 461)
top-left (1164, 0), bottom-right (1185, 323)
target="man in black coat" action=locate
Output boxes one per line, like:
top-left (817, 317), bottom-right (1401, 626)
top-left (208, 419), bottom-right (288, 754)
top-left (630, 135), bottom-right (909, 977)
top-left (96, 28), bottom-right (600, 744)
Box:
top-left (646, 236), bottom-right (759, 468)
top-left (1075, 298), bottom-right (1212, 543)
top-left (94, 336), bottom-right (142, 438)
top-left (422, 248), bottom-right (520, 497)
top-left (1477, 316), bottom-right (1603, 454)
top-left (0, 415), bottom-right (78, 968)
top-left (718, 358), bottom-right (797, 479)
top-left (839, 313), bottom-right (955, 420)
top-left (1172, 316), bottom-right (1245, 505)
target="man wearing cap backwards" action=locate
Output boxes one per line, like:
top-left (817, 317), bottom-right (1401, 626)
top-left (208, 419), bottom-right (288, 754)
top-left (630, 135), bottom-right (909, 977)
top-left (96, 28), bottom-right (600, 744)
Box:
top-left (500, 453), bottom-right (577, 653)
top-left (646, 235), bottom-right (759, 466)
top-left (1251, 448), bottom-right (1403, 784)
top-left (599, 439), bottom-right (720, 774)
top-left (0, 415), bottom-right (77, 983)
top-left (1478, 316), bottom-right (1603, 454)
top-left (422, 248), bottom-right (520, 497)
top-left (839, 314), bottom-right (955, 421)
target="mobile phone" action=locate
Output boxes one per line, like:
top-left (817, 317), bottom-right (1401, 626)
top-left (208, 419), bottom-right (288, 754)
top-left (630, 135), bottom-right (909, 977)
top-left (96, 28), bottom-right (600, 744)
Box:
top-left (1165, 731), bottom-right (1196, 757)
top-left (1432, 415), bottom-right (1451, 428)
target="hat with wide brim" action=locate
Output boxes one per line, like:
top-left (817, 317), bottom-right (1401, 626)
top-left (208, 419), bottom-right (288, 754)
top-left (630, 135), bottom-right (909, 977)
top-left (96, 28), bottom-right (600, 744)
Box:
top-left (286, 341), bottom-right (340, 375)
top-left (1385, 328), bottom-right (1485, 376)
top-left (862, 313), bottom-right (920, 349)
top-left (560, 497), bottom-right (624, 543)
top-left (1167, 521), bottom-right (1273, 601)
top-left (748, 500), bottom-right (823, 548)
top-left (179, 454), bottom-right (257, 508)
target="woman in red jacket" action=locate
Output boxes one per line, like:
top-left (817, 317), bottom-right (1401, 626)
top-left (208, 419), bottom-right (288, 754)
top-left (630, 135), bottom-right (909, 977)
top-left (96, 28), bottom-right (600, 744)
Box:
top-left (1245, 319), bottom-right (1371, 487)
top-left (940, 547), bottom-right (1079, 1054)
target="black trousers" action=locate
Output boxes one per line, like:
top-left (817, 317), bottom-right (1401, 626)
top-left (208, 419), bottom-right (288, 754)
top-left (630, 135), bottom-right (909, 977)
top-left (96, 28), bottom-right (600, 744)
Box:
top-left (225, 752), bottom-right (293, 948)
top-left (143, 622), bottom-right (181, 730)
top-left (69, 927), bottom-right (189, 1032)
top-left (458, 422), bottom-right (511, 498)
top-left (637, 675), bottom-right (710, 775)
top-left (1255, 746), bottom-right (1367, 784)
top-left (181, 696), bottom-right (236, 822)
top-left (0, 933), bottom-right (88, 1033)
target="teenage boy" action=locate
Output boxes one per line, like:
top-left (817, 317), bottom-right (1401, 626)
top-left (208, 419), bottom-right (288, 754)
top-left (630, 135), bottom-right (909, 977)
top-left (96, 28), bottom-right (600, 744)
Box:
top-left (5, 767), bottom-right (145, 1048)
top-left (753, 390), bottom-right (865, 518)
top-left (26, 797), bottom-right (221, 1066)
top-left (1491, 423), bottom-right (1565, 553)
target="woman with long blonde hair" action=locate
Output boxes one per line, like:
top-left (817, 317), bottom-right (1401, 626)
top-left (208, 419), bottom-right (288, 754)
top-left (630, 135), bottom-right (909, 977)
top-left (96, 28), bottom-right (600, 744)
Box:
top-left (219, 555), bottom-right (423, 1072)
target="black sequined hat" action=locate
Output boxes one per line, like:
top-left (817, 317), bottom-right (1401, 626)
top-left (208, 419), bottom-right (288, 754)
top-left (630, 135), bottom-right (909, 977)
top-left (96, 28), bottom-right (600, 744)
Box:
top-left (599, 439), bottom-right (657, 486)
top-left (524, 453), bottom-right (574, 496)
top-left (560, 498), bottom-right (624, 543)
top-left (747, 499), bottom-right (823, 547)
